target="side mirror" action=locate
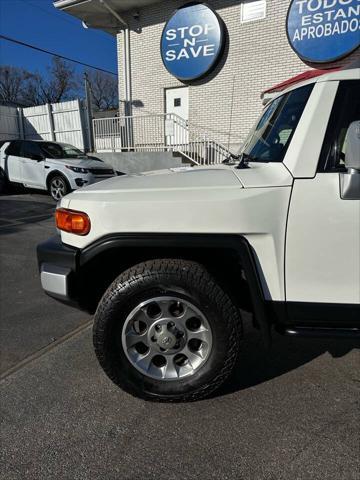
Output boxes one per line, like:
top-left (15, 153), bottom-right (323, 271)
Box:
top-left (344, 121), bottom-right (360, 172)
top-left (340, 121), bottom-right (360, 200)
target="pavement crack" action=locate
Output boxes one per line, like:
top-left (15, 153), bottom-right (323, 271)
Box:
top-left (0, 320), bottom-right (93, 382)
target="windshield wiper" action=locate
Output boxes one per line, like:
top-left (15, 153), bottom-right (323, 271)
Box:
top-left (222, 153), bottom-right (240, 165)
top-left (222, 152), bottom-right (256, 168)
top-left (236, 152), bottom-right (255, 169)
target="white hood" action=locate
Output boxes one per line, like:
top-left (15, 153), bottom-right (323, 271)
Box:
top-left (66, 162), bottom-right (292, 195)
top-left (71, 166), bottom-right (243, 194)
top-left (233, 162), bottom-right (293, 188)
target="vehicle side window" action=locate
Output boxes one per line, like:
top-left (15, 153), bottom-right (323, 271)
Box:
top-left (22, 141), bottom-right (43, 160)
top-left (40, 142), bottom-right (63, 158)
top-left (318, 80), bottom-right (360, 172)
top-left (5, 141), bottom-right (22, 156)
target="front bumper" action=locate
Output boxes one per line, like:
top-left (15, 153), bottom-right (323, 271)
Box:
top-left (68, 173), bottom-right (116, 190)
top-left (40, 264), bottom-right (71, 299)
top-left (37, 235), bottom-right (79, 303)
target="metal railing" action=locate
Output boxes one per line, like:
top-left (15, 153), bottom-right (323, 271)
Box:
top-left (93, 113), bottom-right (233, 165)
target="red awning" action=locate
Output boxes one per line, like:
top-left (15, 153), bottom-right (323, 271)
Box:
top-left (262, 68), bottom-right (340, 96)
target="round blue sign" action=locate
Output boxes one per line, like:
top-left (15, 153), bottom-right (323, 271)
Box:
top-left (161, 3), bottom-right (224, 81)
top-left (287, 0), bottom-right (360, 63)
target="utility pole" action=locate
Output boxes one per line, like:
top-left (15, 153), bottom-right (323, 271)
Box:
top-left (84, 72), bottom-right (94, 152)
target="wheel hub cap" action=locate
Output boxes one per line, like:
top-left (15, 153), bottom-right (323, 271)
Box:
top-left (151, 322), bottom-right (184, 352)
top-left (122, 296), bottom-right (213, 381)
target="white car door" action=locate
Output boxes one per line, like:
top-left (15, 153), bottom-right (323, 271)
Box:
top-left (286, 80), bottom-right (360, 313)
top-left (4, 140), bottom-right (23, 183)
top-left (20, 141), bottom-right (46, 189)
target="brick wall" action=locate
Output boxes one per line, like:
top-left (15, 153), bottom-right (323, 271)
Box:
top-left (117, 0), bottom-right (360, 150)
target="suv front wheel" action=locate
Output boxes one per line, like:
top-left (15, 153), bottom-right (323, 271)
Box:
top-left (48, 175), bottom-right (70, 201)
top-left (93, 259), bottom-right (243, 402)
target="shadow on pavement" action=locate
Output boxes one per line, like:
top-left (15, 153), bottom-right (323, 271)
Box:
top-left (0, 198), bottom-right (55, 235)
top-left (214, 321), bottom-right (359, 399)
top-left (0, 184), bottom-right (53, 198)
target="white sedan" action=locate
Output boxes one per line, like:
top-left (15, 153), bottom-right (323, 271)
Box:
top-left (0, 139), bottom-right (121, 200)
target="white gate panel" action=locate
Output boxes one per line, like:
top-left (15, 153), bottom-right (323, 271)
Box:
top-left (23, 105), bottom-right (52, 140)
top-left (51, 100), bottom-right (85, 150)
top-left (0, 106), bottom-right (20, 140)
top-left (0, 100), bottom-right (90, 151)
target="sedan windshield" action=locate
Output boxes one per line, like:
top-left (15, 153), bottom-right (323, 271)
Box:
top-left (40, 142), bottom-right (85, 159)
top-left (238, 84), bottom-right (314, 163)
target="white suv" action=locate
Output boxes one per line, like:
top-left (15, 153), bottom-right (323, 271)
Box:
top-left (0, 140), bottom-right (118, 200)
top-left (38, 67), bottom-right (360, 402)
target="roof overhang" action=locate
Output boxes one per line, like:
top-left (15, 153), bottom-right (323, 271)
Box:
top-left (54, 0), bottom-right (164, 34)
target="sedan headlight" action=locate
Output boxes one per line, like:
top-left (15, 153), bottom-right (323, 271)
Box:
top-left (65, 165), bottom-right (89, 174)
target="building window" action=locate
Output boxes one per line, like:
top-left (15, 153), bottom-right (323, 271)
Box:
top-left (174, 98), bottom-right (181, 107)
top-left (240, 0), bottom-right (266, 23)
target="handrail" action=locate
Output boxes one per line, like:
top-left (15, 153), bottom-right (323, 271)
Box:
top-left (92, 113), bottom-right (235, 165)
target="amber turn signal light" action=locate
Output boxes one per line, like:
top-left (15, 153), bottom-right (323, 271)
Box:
top-left (55, 208), bottom-right (91, 236)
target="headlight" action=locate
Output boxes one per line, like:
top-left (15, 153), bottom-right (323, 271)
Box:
top-left (65, 165), bottom-right (89, 174)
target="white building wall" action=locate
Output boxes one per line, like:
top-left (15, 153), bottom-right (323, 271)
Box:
top-left (117, 0), bottom-right (360, 150)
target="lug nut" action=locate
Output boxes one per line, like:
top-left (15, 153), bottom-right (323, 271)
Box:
top-left (155, 325), bottom-right (162, 332)
top-left (177, 331), bottom-right (184, 338)
top-left (168, 322), bottom-right (175, 328)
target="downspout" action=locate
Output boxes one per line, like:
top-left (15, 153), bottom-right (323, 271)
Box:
top-left (123, 28), bottom-right (132, 117)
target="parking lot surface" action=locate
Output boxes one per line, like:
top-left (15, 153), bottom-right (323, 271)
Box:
top-left (0, 193), bottom-right (359, 480)
top-left (0, 192), bottom-right (91, 374)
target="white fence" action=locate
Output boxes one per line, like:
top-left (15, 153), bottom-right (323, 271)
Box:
top-left (93, 113), bottom-right (233, 165)
top-left (0, 100), bottom-right (91, 150)
top-left (0, 105), bottom-right (22, 140)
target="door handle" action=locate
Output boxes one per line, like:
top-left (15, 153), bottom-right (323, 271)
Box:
top-left (45, 166), bottom-right (50, 169)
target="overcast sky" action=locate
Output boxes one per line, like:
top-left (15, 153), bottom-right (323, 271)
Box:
top-left (0, 0), bottom-right (117, 76)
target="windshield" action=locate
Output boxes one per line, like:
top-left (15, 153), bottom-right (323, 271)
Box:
top-left (40, 142), bottom-right (85, 159)
top-left (239, 84), bottom-right (314, 163)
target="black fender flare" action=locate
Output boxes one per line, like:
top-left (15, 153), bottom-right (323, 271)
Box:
top-left (79, 233), bottom-right (272, 347)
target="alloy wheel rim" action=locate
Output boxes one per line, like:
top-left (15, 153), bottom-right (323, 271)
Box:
top-left (51, 178), bottom-right (66, 200)
top-left (122, 296), bottom-right (213, 381)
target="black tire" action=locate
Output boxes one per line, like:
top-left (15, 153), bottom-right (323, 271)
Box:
top-left (93, 259), bottom-right (243, 402)
top-left (48, 174), bottom-right (70, 201)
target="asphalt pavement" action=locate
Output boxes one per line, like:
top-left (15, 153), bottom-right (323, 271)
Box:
top-left (0, 191), bottom-right (91, 374)
top-left (0, 192), bottom-right (359, 480)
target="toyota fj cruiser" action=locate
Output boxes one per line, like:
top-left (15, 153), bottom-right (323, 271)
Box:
top-left (37, 66), bottom-right (360, 402)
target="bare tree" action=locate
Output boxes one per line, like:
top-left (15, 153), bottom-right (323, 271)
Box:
top-left (21, 73), bottom-right (42, 106)
top-left (21, 57), bottom-right (80, 106)
top-left (43, 57), bottom-right (79, 103)
top-left (0, 66), bottom-right (32, 105)
top-left (86, 69), bottom-right (118, 110)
